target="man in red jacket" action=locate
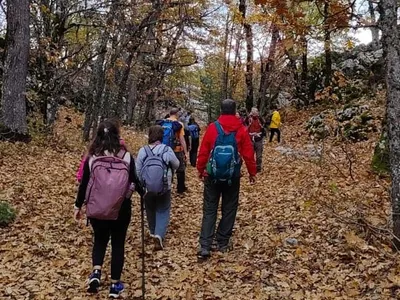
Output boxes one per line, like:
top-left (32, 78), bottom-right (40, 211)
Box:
top-left (197, 99), bottom-right (256, 260)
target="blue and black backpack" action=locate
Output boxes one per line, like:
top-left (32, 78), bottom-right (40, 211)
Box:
top-left (206, 121), bottom-right (241, 182)
top-left (156, 119), bottom-right (182, 148)
top-left (188, 124), bottom-right (199, 139)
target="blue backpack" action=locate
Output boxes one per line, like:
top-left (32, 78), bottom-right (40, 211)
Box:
top-left (206, 121), bottom-right (241, 181)
top-left (188, 124), bottom-right (199, 139)
top-left (157, 119), bottom-right (182, 148)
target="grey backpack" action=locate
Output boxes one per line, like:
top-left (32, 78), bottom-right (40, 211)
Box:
top-left (141, 145), bottom-right (169, 196)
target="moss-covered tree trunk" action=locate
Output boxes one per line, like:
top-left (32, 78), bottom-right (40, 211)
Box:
top-left (372, 124), bottom-right (389, 176)
top-left (380, 0), bottom-right (400, 249)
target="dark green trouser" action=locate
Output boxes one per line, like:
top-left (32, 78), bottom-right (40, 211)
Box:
top-left (199, 177), bottom-right (240, 250)
top-left (174, 151), bottom-right (186, 193)
top-left (253, 139), bottom-right (263, 172)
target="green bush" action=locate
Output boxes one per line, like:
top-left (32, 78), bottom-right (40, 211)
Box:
top-left (372, 131), bottom-right (390, 176)
top-left (0, 201), bottom-right (16, 227)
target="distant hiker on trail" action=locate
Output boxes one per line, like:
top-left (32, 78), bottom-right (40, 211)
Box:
top-left (196, 99), bottom-right (256, 260)
top-left (236, 109), bottom-right (247, 126)
top-left (180, 111), bottom-right (192, 161)
top-left (74, 120), bottom-right (144, 298)
top-left (158, 108), bottom-right (189, 194)
top-left (269, 108), bottom-right (281, 143)
top-left (188, 116), bottom-right (201, 167)
top-left (136, 125), bottom-right (180, 250)
top-left (245, 107), bottom-right (266, 173)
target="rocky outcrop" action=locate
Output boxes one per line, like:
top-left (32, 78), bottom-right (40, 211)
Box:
top-left (306, 104), bottom-right (377, 142)
top-left (306, 113), bottom-right (331, 140)
top-left (337, 44), bottom-right (384, 78)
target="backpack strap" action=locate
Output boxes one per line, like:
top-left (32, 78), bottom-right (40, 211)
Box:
top-left (215, 121), bottom-right (237, 136)
top-left (215, 121), bottom-right (225, 135)
top-left (116, 149), bottom-right (127, 159)
top-left (144, 145), bottom-right (155, 158)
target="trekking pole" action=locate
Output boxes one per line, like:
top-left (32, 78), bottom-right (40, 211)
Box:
top-left (140, 193), bottom-right (146, 299)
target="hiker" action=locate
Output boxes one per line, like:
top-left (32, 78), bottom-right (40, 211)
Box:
top-left (73, 120), bottom-right (143, 298)
top-left (269, 108), bottom-right (281, 143)
top-left (180, 112), bottom-right (192, 160)
top-left (161, 108), bottom-right (189, 194)
top-left (136, 125), bottom-right (180, 250)
top-left (246, 107), bottom-right (266, 173)
top-left (188, 116), bottom-right (201, 167)
top-left (196, 99), bottom-right (256, 260)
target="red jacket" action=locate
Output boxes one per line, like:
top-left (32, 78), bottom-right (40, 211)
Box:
top-left (197, 115), bottom-right (257, 177)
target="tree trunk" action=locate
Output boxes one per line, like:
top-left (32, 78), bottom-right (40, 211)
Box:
top-left (229, 26), bottom-right (243, 99)
top-left (83, 33), bottom-right (108, 141)
top-left (1, 0), bottom-right (30, 134)
top-left (115, 51), bottom-right (135, 119)
top-left (368, 0), bottom-right (380, 45)
top-left (258, 24), bottom-right (279, 116)
top-left (126, 74), bottom-right (138, 124)
top-left (83, 1), bottom-right (120, 141)
top-left (221, 11), bottom-right (231, 100)
top-left (300, 35), bottom-right (309, 105)
top-left (380, 0), bottom-right (400, 249)
top-left (239, 0), bottom-right (254, 111)
top-left (324, 0), bottom-right (332, 87)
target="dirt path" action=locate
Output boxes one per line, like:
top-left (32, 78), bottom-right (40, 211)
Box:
top-left (0, 108), bottom-right (397, 299)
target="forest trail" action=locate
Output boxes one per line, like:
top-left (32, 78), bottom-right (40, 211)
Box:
top-left (0, 105), bottom-right (397, 300)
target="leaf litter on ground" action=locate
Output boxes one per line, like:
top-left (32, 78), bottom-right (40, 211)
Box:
top-left (0, 100), bottom-right (398, 299)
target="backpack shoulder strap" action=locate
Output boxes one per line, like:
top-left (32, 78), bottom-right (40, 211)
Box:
top-left (116, 149), bottom-right (127, 159)
top-left (214, 121), bottom-right (224, 135)
top-left (144, 145), bottom-right (154, 158)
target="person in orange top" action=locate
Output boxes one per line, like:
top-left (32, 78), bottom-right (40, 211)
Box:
top-left (167, 108), bottom-right (189, 194)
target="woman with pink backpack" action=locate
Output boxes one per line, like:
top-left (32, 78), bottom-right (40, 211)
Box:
top-left (74, 119), bottom-right (143, 298)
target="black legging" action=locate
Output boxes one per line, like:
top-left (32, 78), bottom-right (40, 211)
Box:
top-left (90, 200), bottom-right (131, 281)
top-left (269, 128), bottom-right (281, 143)
top-left (190, 138), bottom-right (199, 167)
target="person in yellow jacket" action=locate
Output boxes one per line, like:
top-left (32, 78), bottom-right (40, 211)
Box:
top-left (269, 109), bottom-right (281, 143)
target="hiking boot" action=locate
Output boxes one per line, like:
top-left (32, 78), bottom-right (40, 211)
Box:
top-left (218, 240), bottom-right (233, 253)
top-left (210, 239), bottom-right (218, 252)
top-left (197, 248), bottom-right (211, 261)
top-left (177, 187), bottom-right (189, 194)
top-left (109, 282), bottom-right (124, 298)
top-left (218, 244), bottom-right (233, 253)
top-left (87, 269), bottom-right (101, 293)
top-left (153, 235), bottom-right (164, 251)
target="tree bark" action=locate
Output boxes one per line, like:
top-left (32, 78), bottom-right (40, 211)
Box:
top-left (126, 74), bottom-right (138, 124)
top-left (324, 0), bottom-right (332, 87)
top-left (83, 0), bottom-right (120, 140)
top-left (221, 11), bottom-right (231, 100)
top-left (380, 0), bottom-right (400, 249)
top-left (258, 24), bottom-right (279, 116)
top-left (83, 32), bottom-right (108, 141)
top-left (300, 35), bottom-right (309, 105)
top-left (368, 0), bottom-right (380, 45)
top-left (239, 0), bottom-right (254, 111)
top-left (1, 0), bottom-right (30, 134)
top-left (229, 26), bottom-right (243, 99)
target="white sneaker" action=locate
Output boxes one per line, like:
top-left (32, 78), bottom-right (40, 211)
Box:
top-left (153, 235), bottom-right (164, 250)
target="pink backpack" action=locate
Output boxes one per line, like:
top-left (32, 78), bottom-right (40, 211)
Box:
top-left (76, 139), bottom-right (126, 182)
top-left (85, 150), bottom-right (130, 220)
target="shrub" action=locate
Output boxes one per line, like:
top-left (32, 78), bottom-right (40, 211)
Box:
top-left (0, 201), bottom-right (17, 227)
top-left (372, 131), bottom-right (390, 176)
